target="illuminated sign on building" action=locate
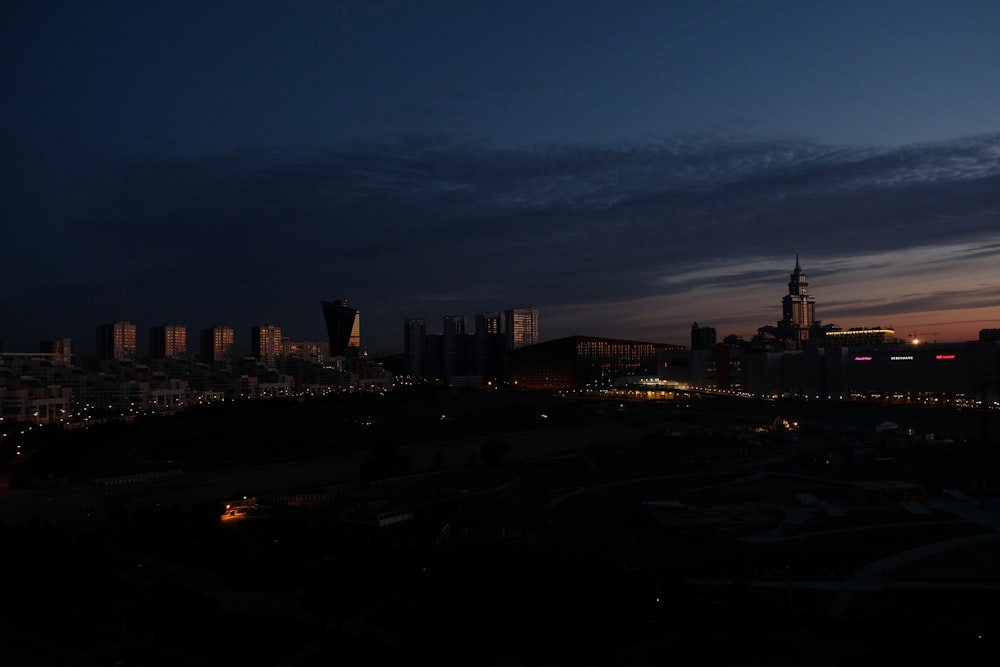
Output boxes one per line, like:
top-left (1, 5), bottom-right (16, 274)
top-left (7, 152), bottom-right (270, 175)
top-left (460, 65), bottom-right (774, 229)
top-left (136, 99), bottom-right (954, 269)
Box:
top-left (890, 355), bottom-right (914, 361)
top-left (854, 356), bottom-right (873, 361)
top-left (935, 354), bottom-right (956, 360)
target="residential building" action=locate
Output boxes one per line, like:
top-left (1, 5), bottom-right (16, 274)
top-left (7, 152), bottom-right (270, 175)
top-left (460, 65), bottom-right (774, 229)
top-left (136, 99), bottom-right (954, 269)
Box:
top-left (40, 338), bottom-right (73, 363)
top-left (150, 324), bottom-right (187, 359)
top-left (250, 325), bottom-right (282, 367)
top-left (96, 322), bottom-right (137, 361)
top-left (505, 307), bottom-right (539, 349)
top-left (200, 326), bottom-right (234, 367)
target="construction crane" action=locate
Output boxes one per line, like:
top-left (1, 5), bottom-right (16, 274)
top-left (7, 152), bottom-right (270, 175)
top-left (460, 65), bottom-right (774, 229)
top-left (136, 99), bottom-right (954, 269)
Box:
top-left (908, 331), bottom-right (939, 344)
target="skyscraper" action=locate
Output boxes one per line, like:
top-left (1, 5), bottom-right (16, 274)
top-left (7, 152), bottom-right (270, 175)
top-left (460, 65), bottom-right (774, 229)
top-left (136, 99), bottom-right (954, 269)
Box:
top-left (475, 311), bottom-right (507, 380)
top-left (96, 321), bottom-right (136, 361)
top-left (779, 254), bottom-right (817, 347)
top-left (442, 314), bottom-right (471, 377)
top-left (200, 326), bottom-right (234, 366)
top-left (505, 307), bottom-right (539, 349)
top-left (150, 324), bottom-right (187, 359)
top-left (251, 325), bottom-right (282, 366)
top-left (403, 318), bottom-right (426, 377)
top-left (321, 300), bottom-right (361, 357)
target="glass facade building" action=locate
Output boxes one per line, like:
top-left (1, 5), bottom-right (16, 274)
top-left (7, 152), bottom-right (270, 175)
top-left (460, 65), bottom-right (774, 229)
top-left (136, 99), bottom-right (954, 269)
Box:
top-left (321, 300), bottom-right (361, 358)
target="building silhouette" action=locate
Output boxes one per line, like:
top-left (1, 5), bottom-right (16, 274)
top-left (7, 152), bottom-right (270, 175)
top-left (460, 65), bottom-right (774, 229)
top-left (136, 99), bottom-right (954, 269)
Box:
top-left (442, 315), bottom-right (471, 377)
top-left (40, 338), bottom-right (72, 363)
top-left (691, 322), bottom-right (716, 350)
top-left (475, 312), bottom-right (508, 381)
top-left (778, 253), bottom-right (817, 347)
top-left (402, 307), bottom-right (540, 385)
top-left (509, 335), bottom-right (680, 390)
top-left (96, 321), bottom-right (136, 361)
top-left (403, 318), bottom-right (426, 378)
top-left (321, 300), bottom-right (361, 358)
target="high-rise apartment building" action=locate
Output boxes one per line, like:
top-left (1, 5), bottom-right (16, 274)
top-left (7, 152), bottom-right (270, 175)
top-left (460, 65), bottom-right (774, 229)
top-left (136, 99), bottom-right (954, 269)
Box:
top-left (442, 315), bottom-right (471, 377)
top-left (250, 325), bottom-right (282, 366)
top-left (403, 319), bottom-right (426, 378)
top-left (282, 339), bottom-right (329, 364)
top-left (200, 326), bottom-right (234, 366)
top-left (321, 300), bottom-right (361, 357)
top-left (402, 307), bottom-right (540, 382)
top-left (474, 312), bottom-right (507, 380)
top-left (40, 338), bottom-right (73, 363)
top-left (505, 307), bottom-right (539, 349)
top-left (150, 324), bottom-right (187, 359)
top-left (690, 322), bottom-right (717, 350)
top-left (96, 321), bottom-right (137, 361)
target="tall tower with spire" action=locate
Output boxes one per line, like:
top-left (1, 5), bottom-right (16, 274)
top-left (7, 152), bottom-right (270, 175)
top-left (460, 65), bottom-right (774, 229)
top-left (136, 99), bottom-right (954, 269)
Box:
top-left (779, 253), bottom-right (817, 346)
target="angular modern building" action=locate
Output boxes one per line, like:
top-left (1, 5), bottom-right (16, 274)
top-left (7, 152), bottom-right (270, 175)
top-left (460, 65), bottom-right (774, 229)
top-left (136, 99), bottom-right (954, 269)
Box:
top-left (321, 300), bottom-right (361, 358)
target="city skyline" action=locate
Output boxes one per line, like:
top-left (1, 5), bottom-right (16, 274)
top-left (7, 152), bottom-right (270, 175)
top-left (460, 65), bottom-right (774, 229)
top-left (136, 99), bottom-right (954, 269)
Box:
top-left (5, 259), bottom-right (998, 363)
top-left (3, 2), bottom-right (999, 353)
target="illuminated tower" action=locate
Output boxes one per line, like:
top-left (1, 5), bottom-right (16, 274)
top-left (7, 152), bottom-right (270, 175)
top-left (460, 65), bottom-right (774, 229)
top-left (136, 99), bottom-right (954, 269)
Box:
top-left (96, 321), bottom-right (137, 361)
top-left (321, 300), bottom-right (361, 358)
top-left (251, 325), bottom-right (282, 366)
top-left (779, 254), bottom-right (817, 346)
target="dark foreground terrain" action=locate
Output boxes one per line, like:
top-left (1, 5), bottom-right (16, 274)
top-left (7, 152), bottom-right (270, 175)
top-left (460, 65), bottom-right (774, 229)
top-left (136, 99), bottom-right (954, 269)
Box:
top-left (3, 389), bottom-right (1000, 665)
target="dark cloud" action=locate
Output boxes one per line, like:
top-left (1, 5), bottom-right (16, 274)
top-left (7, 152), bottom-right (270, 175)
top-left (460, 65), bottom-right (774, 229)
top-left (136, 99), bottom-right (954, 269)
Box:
top-left (4, 132), bottom-right (999, 353)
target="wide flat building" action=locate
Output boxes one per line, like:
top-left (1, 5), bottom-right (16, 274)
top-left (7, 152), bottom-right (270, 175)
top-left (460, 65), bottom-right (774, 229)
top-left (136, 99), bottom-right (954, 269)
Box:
top-left (823, 328), bottom-right (896, 347)
top-left (510, 335), bottom-right (683, 391)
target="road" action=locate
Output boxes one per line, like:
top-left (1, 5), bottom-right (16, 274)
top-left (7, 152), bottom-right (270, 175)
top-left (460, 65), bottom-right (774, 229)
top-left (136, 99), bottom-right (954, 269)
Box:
top-left (0, 422), bottom-right (649, 528)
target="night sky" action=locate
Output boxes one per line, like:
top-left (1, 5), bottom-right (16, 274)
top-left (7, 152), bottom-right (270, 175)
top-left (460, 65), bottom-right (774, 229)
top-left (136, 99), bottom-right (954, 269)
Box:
top-left (3, 1), bottom-right (999, 357)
